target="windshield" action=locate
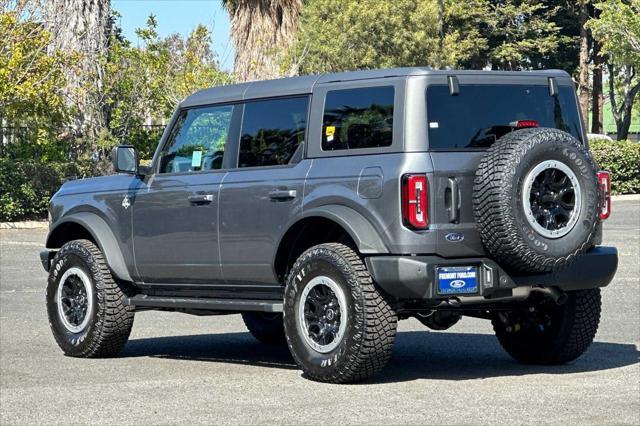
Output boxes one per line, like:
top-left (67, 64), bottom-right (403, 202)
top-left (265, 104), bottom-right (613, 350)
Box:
top-left (426, 84), bottom-right (583, 149)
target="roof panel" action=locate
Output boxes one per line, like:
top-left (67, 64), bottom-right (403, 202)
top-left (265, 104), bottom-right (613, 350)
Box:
top-left (180, 67), bottom-right (571, 107)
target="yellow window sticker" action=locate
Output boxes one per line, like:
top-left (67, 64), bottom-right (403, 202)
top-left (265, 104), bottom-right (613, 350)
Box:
top-left (325, 126), bottom-right (335, 142)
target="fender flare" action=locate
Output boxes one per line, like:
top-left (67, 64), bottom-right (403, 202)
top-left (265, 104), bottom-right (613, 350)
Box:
top-left (46, 212), bottom-right (133, 282)
top-left (300, 205), bottom-right (389, 254)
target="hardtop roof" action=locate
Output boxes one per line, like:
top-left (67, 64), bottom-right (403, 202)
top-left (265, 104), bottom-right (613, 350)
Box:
top-left (180, 67), bottom-right (570, 108)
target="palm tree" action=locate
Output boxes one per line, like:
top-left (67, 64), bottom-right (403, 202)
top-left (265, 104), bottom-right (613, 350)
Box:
top-left (45, 0), bottom-right (112, 138)
top-left (223, 0), bottom-right (303, 82)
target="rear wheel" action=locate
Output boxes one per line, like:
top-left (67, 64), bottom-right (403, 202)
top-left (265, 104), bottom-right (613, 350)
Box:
top-left (492, 288), bottom-right (601, 364)
top-left (46, 239), bottom-right (134, 357)
top-left (283, 243), bottom-right (397, 383)
top-left (242, 312), bottom-right (286, 345)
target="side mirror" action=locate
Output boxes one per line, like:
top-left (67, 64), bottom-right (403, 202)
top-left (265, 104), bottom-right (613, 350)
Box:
top-left (112, 145), bottom-right (139, 174)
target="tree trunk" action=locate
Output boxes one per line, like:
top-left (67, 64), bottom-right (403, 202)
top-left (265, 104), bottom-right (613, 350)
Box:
top-left (437, 0), bottom-right (445, 69)
top-left (225, 0), bottom-right (303, 82)
top-left (44, 0), bottom-right (111, 145)
top-left (578, 1), bottom-right (590, 127)
top-left (608, 64), bottom-right (640, 141)
top-left (591, 38), bottom-right (603, 134)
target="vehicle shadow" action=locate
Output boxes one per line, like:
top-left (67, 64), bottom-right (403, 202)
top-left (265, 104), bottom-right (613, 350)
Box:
top-left (120, 331), bottom-right (639, 383)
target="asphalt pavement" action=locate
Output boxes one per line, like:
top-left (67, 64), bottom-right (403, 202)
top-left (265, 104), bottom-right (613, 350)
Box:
top-left (1, 200), bottom-right (638, 425)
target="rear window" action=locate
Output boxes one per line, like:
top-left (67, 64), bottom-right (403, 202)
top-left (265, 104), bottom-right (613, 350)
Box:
top-left (426, 84), bottom-right (583, 150)
top-left (322, 86), bottom-right (394, 151)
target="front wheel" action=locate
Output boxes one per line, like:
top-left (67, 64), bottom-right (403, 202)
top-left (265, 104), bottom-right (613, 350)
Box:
top-left (46, 239), bottom-right (134, 357)
top-left (492, 288), bottom-right (601, 365)
top-left (283, 243), bottom-right (397, 383)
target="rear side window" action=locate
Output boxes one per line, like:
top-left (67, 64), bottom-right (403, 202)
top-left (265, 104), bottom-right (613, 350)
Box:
top-left (159, 105), bottom-right (233, 174)
top-left (426, 85), bottom-right (583, 149)
top-left (322, 86), bottom-right (394, 151)
top-left (238, 97), bottom-right (309, 168)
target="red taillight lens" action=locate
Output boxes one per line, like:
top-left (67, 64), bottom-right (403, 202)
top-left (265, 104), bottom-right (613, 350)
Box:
top-left (510, 120), bottom-right (539, 128)
top-left (402, 174), bottom-right (428, 229)
top-left (597, 171), bottom-right (611, 220)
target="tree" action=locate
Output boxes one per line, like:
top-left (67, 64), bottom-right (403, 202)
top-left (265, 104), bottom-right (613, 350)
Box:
top-left (588, 0), bottom-right (640, 140)
top-left (44, 0), bottom-right (113, 142)
top-left (577, 1), bottom-right (590, 126)
top-left (0, 1), bottom-right (74, 160)
top-left (222, 0), bottom-right (303, 82)
top-left (294, 0), bottom-right (441, 73)
top-left (295, 0), bottom-right (567, 73)
top-left (100, 15), bottom-right (232, 159)
top-left (484, 1), bottom-right (566, 70)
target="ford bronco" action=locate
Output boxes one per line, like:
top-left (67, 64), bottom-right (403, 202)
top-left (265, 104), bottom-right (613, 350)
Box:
top-left (41, 68), bottom-right (618, 383)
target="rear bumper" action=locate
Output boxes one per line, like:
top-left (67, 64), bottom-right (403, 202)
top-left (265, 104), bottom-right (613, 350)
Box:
top-left (366, 246), bottom-right (618, 301)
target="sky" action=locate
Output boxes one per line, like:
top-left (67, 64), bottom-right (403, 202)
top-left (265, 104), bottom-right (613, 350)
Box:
top-left (111, 0), bottom-right (234, 70)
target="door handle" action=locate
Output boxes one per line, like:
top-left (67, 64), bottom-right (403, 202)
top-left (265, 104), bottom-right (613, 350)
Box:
top-left (268, 189), bottom-right (297, 200)
top-left (448, 178), bottom-right (460, 223)
top-left (188, 193), bottom-right (214, 205)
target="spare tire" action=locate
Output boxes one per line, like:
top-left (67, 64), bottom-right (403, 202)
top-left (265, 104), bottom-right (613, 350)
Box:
top-left (473, 128), bottom-right (600, 273)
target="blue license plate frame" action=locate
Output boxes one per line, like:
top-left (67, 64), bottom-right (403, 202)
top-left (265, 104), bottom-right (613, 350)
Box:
top-left (436, 266), bottom-right (478, 295)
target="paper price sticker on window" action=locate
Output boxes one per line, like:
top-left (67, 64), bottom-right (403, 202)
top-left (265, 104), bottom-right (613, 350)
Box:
top-left (325, 126), bottom-right (335, 142)
top-left (191, 150), bottom-right (203, 168)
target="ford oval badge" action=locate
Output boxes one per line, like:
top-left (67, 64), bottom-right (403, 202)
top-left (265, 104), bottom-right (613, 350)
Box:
top-left (445, 232), bottom-right (464, 242)
top-left (450, 279), bottom-right (466, 289)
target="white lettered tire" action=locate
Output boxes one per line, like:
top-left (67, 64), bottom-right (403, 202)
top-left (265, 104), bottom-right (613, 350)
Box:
top-left (283, 243), bottom-right (397, 383)
top-left (46, 239), bottom-right (134, 357)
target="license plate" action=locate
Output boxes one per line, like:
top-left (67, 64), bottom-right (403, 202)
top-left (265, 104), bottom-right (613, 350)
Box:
top-left (437, 266), bottom-right (478, 295)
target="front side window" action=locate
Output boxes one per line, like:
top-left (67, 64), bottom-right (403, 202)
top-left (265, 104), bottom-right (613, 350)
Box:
top-left (238, 97), bottom-right (309, 168)
top-left (426, 84), bottom-right (583, 149)
top-left (322, 86), bottom-right (394, 151)
top-left (159, 105), bottom-right (233, 174)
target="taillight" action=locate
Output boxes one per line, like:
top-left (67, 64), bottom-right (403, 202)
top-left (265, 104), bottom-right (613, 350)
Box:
top-left (597, 171), bottom-right (611, 220)
top-left (510, 120), bottom-right (539, 128)
top-left (402, 174), bottom-right (428, 229)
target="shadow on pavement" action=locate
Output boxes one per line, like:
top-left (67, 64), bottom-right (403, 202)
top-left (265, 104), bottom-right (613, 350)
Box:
top-left (120, 331), bottom-right (639, 382)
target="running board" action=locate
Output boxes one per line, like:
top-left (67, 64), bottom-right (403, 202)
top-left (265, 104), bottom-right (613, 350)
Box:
top-left (125, 295), bottom-right (283, 313)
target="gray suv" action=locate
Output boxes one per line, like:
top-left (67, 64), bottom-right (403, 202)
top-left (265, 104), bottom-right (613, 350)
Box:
top-left (41, 68), bottom-right (618, 383)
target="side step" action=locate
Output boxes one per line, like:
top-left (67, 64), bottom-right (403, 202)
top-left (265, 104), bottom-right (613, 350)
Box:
top-left (125, 295), bottom-right (283, 313)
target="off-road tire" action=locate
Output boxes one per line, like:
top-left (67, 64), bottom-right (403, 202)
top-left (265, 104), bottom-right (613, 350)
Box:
top-left (46, 239), bottom-right (134, 357)
top-left (242, 312), bottom-right (286, 345)
top-left (474, 128), bottom-right (600, 273)
top-left (492, 288), bottom-right (601, 364)
top-left (283, 243), bottom-right (397, 383)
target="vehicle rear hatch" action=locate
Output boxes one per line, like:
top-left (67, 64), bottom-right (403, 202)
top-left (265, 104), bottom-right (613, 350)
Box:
top-left (424, 74), bottom-right (585, 258)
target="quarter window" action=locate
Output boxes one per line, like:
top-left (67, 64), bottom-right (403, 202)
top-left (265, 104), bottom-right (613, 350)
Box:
top-left (322, 86), bottom-right (394, 151)
top-left (159, 105), bottom-right (233, 174)
top-left (238, 97), bottom-right (309, 168)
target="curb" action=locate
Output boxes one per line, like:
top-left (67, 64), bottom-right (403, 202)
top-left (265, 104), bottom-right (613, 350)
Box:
top-left (611, 194), bottom-right (640, 202)
top-left (0, 221), bottom-right (49, 230)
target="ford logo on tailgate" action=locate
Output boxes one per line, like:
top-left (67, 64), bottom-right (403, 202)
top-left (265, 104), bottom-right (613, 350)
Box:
top-left (445, 232), bottom-right (464, 242)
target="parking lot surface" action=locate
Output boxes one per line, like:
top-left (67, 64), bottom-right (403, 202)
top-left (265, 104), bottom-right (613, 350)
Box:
top-left (1, 200), bottom-right (638, 425)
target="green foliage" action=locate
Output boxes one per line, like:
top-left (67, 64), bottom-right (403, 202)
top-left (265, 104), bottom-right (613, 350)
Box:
top-left (294, 0), bottom-right (441, 73)
top-left (295, 0), bottom-right (569, 72)
top-left (588, 0), bottom-right (640, 67)
top-left (0, 159), bottom-right (99, 221)
top-left (483, 1), bottom-right (568, 70)
top-left (590, 140), bottom-right (640, 195)
top-left (587, 1), bottom-right (640, 140)
top-left (0, 6), bottom-right (74, 137)
top-left (98, 15), bottom-right (232, 158)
